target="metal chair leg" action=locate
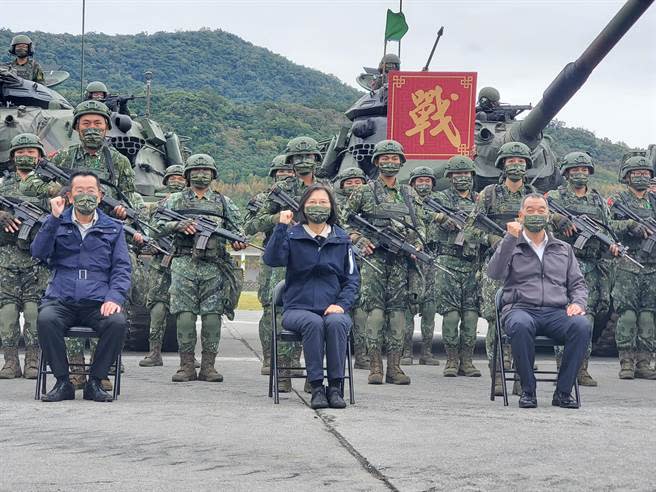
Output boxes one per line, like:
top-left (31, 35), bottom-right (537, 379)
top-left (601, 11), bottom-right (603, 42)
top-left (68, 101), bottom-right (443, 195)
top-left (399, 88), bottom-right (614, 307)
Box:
top-left (113, 351), bottom-right (121, 400)
top-left (271, 310), bottom-right (280, 404)
top-left (347, 333), bottom-right (355, 404)
top-left (35, 351), bottom-right (45, 400)
top-left (490, 333), bottom-right (498, 402)
top-left (574, 378), bottom-right (581, 407)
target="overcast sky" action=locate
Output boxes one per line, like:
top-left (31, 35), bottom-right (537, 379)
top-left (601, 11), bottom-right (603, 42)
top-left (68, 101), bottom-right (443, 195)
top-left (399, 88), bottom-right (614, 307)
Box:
top-left (4, 0), bottom-right (655, 148)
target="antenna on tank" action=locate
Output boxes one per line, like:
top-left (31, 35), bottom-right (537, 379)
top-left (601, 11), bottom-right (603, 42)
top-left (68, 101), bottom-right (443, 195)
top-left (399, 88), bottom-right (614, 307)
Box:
top-left (80, 0), bottom-right (86, 98)
top-left (144, 70), bottom-right (153, 118)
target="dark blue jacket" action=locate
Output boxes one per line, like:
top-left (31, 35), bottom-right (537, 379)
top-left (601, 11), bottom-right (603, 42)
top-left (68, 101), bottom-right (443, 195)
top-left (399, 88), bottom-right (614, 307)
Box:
top-left (31, 207), bottom-right (132, 305)
top-left (263, 223), bottom-right (359, 313)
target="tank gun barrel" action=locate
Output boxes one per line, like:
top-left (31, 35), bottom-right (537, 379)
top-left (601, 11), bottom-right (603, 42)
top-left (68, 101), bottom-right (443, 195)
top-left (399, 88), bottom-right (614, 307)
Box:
top-left (510, 0), bottom-right (653, 148)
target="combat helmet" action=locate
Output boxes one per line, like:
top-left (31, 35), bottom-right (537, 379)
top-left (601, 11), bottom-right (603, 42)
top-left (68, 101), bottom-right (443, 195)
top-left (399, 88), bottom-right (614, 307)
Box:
top-left (72, 100), bottom-right (112, 129)
top-left (284, 136), bottom-right (322, 162)
top-left (478, 87), bottom-right (500, 104)
top-left (9, 34), bottom-right (33, 56)
top-left (268, 154), bottom-right (293, 177)
top-left (494, 141), bottom-right (533, 169)
top-left (10, 132), bottom-right (44, 158)
top-left (379, 53), bottom-right (401, 72)
top-left (619, 156), bottom-right (653, 183)
top-left (85, 81), bottom-right (108, 100)
top-left (371, 139), bottom-right (406, 164)
top-left (337, 167), bottom-right (366, 188)
top-left (444, 155), bottom-right (476, 177)
top-left (163, 165), bottom-right (185, 185)
top-left (409, 166), bottom-right (435, 185)
top-left (184, 153), bottom-right (217, 180)
top-left (560, 151), bottom-right (594, 175)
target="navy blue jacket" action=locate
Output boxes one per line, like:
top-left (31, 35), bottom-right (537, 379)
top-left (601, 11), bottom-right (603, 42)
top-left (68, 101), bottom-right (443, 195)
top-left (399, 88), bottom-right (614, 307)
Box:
top-left (31, 207), bottom-right (132, 305)
top-left (263, 223), bottom-right (359, 313)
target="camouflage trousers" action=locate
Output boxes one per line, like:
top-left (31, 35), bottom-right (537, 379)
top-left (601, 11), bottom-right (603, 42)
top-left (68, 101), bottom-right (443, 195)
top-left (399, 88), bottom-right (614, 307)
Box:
top-left (554, 260), bottom-right (609, 359)
top-left (0, 264), bottom-right (49, 348)
top-left (146, 264), bottom-right (171, 345)
top-left (360, 252), bottom-right (411, 352)
top-left (435, 257), bottom-right (479, 349)
top-left (613, 265), bottom-right (656, 352)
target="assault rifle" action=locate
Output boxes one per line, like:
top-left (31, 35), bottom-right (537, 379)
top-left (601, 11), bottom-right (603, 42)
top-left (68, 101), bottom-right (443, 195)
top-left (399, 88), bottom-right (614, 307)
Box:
top-left (267, 185), bottom-right (382, 274)
top-left (0, 196), bottom-right (48, 241)
top-left (154, 207), bottom-right (264, 253)
top-left (423, 196), bottom-right (505, 246)
top-left (347, 213), bottom-right (454, 277)
top-left (610, 200), bottom-right (656, 255)
top-left (547, 197), bottom-right (643, 269)
top-left (122, 223), bottom-right (174, 267)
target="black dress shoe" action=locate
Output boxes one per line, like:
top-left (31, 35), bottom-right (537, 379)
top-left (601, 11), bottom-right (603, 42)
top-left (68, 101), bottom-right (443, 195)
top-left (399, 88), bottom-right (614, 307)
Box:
top-left (83, 378), bottom-right (113, 402)
top-left (552, 390), bottom-right (579, 409)
top-left (518, 391), bottom-right (537, 409)
top-left (326, 386), bottom-right (346, 409)
top-left (310, 386), bottom-right (329, 409)
top-left (42, 379), bottom-right (75, 402)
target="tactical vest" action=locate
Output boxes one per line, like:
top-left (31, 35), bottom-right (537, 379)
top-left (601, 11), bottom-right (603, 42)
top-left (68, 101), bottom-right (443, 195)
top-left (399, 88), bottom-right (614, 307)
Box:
top-left (60, 145), bottom-right (118, 193)
top-left (613, 190), bottom-right (656, 263)
top-left (432, 188), bottom-right (478, 258)
top-left (365, 179), bottom-right (416, 228)
top-left (483, 183), bottom-right (535, 226)
top-left (0, 173), bottom-right (46, 249)
top-left (11, 59), bottom-right (38, 81)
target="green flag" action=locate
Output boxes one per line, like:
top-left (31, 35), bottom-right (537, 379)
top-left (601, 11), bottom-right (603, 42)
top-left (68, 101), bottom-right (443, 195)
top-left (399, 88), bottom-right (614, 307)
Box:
top-left (385, 9), bottom-right (408, 41)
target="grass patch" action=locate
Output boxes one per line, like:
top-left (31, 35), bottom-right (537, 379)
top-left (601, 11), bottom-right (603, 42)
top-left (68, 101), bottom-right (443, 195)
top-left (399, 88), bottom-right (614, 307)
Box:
top-left (237, 291), bottom-right (262, 311)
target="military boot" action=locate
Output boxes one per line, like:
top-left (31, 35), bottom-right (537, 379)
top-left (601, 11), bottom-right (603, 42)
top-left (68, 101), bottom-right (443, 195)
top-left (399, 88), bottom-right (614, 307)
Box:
top-left (634, 352), bottom-right (656, 380)
top-left (198, 351), bottom-right (224, 382)
top-left (171, 352), bottom-right (197, 382)
top-left (68, 354), bottom-right (86, 389)
top-left (23, 346), bottom-right (40, 379)
top-left (385, 352), bottom-right (411, 385)
top-left (353, 344), bottom-right (370, 370)
top-left (277, 356), bottom-right (292, 392)
top-left (139, 342), bottom-right (163, 367)
top-left (367, 350), bottom-right (384, 385)
top-left (419, 339), bottom-right (440, 366)
top-left (400, 346), bottom-right (413, 366)
top-left (261, 346), bottom-right (271, 375)
top-left (0, 347), bottom-right (22, 379)
top-left (443, 347), bottom-right (459, 377)
top-left (489, 362), bottom-right (504, 397)
top-left (577, 358), bottom-right (598, 386)
top-left (618, 351), bottom-right (634, 380)
top-left (459, 345), bottom-right (481, 377)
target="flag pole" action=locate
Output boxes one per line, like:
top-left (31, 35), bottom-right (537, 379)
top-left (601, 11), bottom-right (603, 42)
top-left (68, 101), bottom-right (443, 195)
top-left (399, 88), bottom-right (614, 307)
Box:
top-left (80, 0), bottom-right (86, 98)
top-left (398, 0), bottom-right (402, 58)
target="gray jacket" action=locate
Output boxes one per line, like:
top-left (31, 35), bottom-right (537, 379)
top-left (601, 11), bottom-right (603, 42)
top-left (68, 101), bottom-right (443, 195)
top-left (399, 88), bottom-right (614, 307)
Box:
top-left (487, 232), bottom-right (588, 313)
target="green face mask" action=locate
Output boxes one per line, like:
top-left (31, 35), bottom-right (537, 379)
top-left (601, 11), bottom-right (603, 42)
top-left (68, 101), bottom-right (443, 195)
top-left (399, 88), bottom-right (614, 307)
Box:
top-left (304, 205), bottom-right (331, 224)
top-left (190, 171), bottom-right (213, 187)
top-left (14, 47), bottom-right (29, 58)
top-left (73, 193), bottom-right (98, 216)
top-left (294, 162), bottom-right (315, 176)
top-left (80, 128), bottom-right (105, 150)
top-left (452, 175), bottom-right (473, 191)
top-left (166, 182), bottom-right (185, 192)
top-left (630, 175), bottom-right (650, 191)
top-left (569, 172), bottom-right (589, 188)
top-left (414, 183), bottom-right (432, 196)
top-left (14, 155), bottom-right (37, 170)
top-left (378, 162), bottom-right (401, 177)
top-left (523, 214), bottom-right (548, 233)
top-left (505, 163), bottom-right (527, 182)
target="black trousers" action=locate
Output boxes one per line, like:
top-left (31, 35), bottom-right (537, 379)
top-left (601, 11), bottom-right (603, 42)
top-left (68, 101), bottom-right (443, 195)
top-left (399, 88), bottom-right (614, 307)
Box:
top-left (503, 307), bottom-right (591, 394)
top-left (37, 300), bottom-right (127, 380)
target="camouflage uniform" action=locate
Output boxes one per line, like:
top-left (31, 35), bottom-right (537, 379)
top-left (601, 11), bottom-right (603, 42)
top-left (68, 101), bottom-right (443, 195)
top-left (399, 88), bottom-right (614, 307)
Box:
top-left (8, 35), bottom-right (45, 84)
top-left (341, 140), bottom-right (424, 385)
top-left (608, 156), bottom-right (656, 380)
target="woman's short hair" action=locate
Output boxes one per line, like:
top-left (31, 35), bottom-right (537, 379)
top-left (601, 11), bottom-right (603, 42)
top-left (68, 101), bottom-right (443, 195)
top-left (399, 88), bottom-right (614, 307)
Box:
top-left (297, 184), bottom-right (338, 225)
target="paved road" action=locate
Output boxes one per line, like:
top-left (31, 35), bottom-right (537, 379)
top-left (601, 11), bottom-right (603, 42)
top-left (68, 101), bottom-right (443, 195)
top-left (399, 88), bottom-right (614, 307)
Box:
top-left (1, 311), bottom-right (655, 491)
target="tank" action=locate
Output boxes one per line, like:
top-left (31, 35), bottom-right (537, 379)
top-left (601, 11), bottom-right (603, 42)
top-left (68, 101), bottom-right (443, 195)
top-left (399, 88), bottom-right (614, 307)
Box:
top-left (0, 65), bottom-right (185, 352)
top-left (320, 0), bottom-right (654, 192)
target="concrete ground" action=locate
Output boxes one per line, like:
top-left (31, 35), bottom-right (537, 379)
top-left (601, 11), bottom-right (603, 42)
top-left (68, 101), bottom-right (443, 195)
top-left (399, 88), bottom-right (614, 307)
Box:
top-left (1, 310), bottom-right (655, 491)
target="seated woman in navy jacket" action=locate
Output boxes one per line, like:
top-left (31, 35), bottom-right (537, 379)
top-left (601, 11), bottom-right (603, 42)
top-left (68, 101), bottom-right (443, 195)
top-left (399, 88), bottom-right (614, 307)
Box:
top-left (263, 184), bottom-right (359, 409)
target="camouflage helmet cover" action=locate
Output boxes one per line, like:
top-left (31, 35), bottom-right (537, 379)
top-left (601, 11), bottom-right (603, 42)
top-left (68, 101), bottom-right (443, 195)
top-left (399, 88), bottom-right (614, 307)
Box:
top-left (9, 34), bottom-right (33, 55)
top-left (268, 154), bottom-right (293, 177)
top-left (283, 136), bottom-right (322, 162)
top-left (444, 155), bottom-right (476, 177)
top-left (409, 166), bottom-right (435, 184)
top-left (560, 151), bottom-right (594, 175)
top-left (372, 139), bottom-right (406, 164)
top-left (379, 53), bottom-right (401, 71)
top-left (337, 166), bottom-right (366, 187)
top-left (163, 164), bottom-right (185, 184)
top-left (494, 141), bottom-right (533, 169)
top-left (85, 81), bottom-right (108, 97)
top-left (72, 100), bottom-right (112, 129)
top-left (478, 86), bottom-right (500, 103)
top-left (619, 156), bottom-right (653, 182)
top-left (10, 132), bottom-right (44, 157)
top-left (184, 153), bottom-right (217, 178)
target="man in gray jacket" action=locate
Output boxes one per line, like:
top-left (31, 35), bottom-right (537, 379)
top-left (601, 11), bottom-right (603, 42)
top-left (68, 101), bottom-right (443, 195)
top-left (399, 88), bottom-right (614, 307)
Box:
top-left (488, 193), bottom-right (591, 409)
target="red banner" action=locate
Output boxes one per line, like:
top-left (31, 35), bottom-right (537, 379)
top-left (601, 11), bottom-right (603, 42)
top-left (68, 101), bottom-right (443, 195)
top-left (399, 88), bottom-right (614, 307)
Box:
top-left (387, 71), bottom-right (477, 159)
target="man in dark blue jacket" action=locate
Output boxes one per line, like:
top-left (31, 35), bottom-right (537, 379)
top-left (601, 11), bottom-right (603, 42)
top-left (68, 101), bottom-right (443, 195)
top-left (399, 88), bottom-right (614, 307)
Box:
top-left (31, 171), bottom-right (131, 402)
top-left (263, 184), bottom-right (359, 409)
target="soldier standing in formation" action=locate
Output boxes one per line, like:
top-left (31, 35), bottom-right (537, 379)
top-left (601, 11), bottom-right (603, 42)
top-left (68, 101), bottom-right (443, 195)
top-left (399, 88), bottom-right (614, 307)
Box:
top-left (0, 134), bottom-right (50, 379)
top-left (341, 140), bottom-right (423, 386)
top-left (7, 34), bottom-right (45, 85)
top-left (608, 156), bottom-right (656, 380)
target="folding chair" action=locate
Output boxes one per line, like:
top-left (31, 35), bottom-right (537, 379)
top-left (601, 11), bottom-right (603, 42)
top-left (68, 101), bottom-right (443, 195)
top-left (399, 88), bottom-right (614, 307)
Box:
top-left (490, 289), bottom-right (580, 407)
top-left (35, 326), bottom-right (122, 401)
top-left (268, 280), bottom-right (355, 405)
